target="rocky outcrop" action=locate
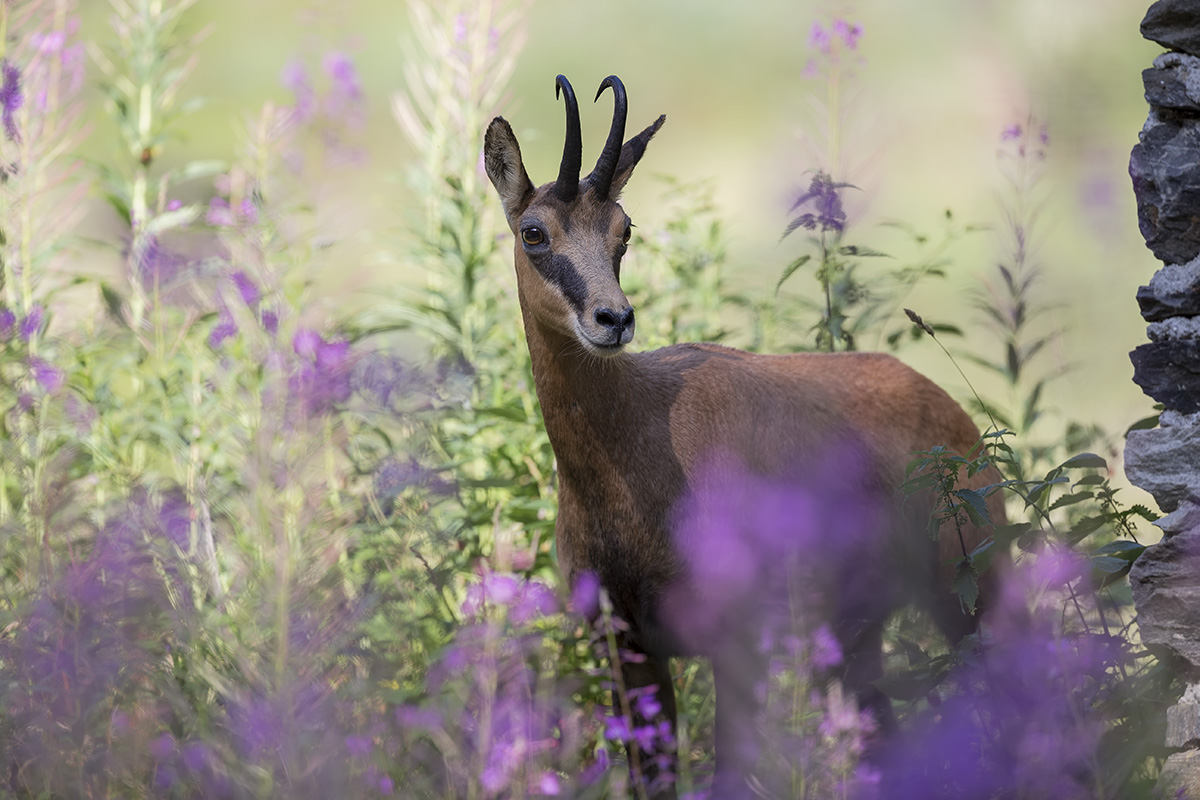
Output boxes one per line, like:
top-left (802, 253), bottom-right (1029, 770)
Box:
top-left (1128, 3), bottom-right (1200, 795)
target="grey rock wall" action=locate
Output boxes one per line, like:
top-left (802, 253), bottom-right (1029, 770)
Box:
top-left (1128, 2), bottom-right (1200, 796)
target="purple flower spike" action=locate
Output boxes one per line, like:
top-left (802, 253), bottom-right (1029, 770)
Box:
top-left (833, 19), bottom-right (863, 49)
top-left (324, 52), bottom-right (362, 100)
top-left (0, 307), bottom-right (14, 339)
top-left (293, 327), bottom-right (321, 357)
top-left (20, 305), bottom-right (43, 341)
top-left (1, 59), bottom-right (23, 142)
top-left (231, 271), bottom-right (261, 307)
top-left (808, 23), bottom-right (832, 54)
top-left (30, 358), bottom-right (64, 394)
top-left (282, 59), bottom-right (316, 122)
top-left (570, 570), bottom-right (601, 619)
top-left (208, 309), bottom-right (238, 349)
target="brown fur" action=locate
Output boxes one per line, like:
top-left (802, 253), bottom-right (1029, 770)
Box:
top-left (484, 101), bottom-right (1003, 799)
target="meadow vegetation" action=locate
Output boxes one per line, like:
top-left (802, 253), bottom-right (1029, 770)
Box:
top-left (0, 1), bottom-right (1175, 798)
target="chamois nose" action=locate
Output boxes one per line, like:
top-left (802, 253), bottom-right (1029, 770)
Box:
top-left (594, 306), bottom-right (635, 334)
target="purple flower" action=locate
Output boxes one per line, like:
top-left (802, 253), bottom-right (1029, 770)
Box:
top-left (537, 771), bottom-right (561, 795)
top-left (30, 358), bottom-right (64, 394)
top-left (808, 23), bottom-right (832, 54)
top-left (810, 624), bottom-right (843, 670)
top-left (1001, 124), bottom-right (1023, 141)
top-left (282, 59), bottom-right (316, 122)
top-left (261, 308), bottom-right (278, 335)
top-left (1, 59), bottom-right (23, 142)
top-left (0, 307), bottom-right (14, 339)
top-left (511, 580), bottom-right (558, 625)
top-left (208, 308), bottom-right (238, 349)
top-left (324, 52), bottom-right (362, 101)
top-left (20, 305), bottom-right (43, 341)
top-left (832, 19), bottom-right (863, 49)
top-left (231, 271), bottom-right (261, 307)
top-left (344, 734), bottom-right (373, 758)
top-left (206, 197), bottom-right (234, 227)
top-left (570, 570), bottom-right (601, 619)
top-left (149, 732), bottom-right (176, 761)
top-left (166, 199), bottom-right (182, 211)
top-left (293, 327), bottom-right (321, 357)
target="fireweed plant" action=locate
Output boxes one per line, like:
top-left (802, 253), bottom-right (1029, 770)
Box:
top-left (0, 2), bottom-right (1176, 799)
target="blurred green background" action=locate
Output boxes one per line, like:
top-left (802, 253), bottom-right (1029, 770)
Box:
top-left (71, 0), bottom-right (1160, 485)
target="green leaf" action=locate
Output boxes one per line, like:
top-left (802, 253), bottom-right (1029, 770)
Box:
top-left (775, 255), bottom-right (811, 295)
top-left (838, 244), bottom-right (891, 258)
top-left (1124, 414), bottom-right (1160, 437)
top-left (1058, 453), bottom-right (1108, 471)
top-left (953, 560), bottom-right (979, 615)
top-left (1090, 540), bottom-right (1146, 562)
top-left (100, 283), bottom-right (129, 328)
top-left (1048, 491), bottom-right (1093, 512)
top-left (954, 488), bottom-right (992, 526)
top-left (146, 204), bottom-right (201, 235)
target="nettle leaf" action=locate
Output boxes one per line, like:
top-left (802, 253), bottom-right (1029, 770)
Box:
top-left (1049, 491), bottom-right (1094, 512)
top-left (1091, 540), bottom-right (1146, 562)
top-left (968, 538), bottom-right (998, 574)
top-left (1089, 556), bottom-right (1135, 588)
top-left (775, 255), bottom-right (811, 295)
top-left (953, 560), bottom-right (980, 615)
top-left (1058, 452), bottom-right (1108, 471)
top-left (1068, 516), bottom-right (1108, 542)
top-left (838, 244), bottom-right (891, 258)
top-left (954, 488), bottom-right (992, 526)
top-left (1125, 414), bottom-right (1160, 437)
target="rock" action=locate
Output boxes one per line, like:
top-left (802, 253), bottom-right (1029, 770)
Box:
top-left (1148, 315), bottom-right (1200, 341)
top-left (1167, 685), bottom-right (1200, 747)
top-left (1158, 750), bottom-right (1200, 800)
top-left (1142, 0), bottom-right (1200, 57)
top-left (1130, 113), bottom-right (1200, 264)
top-left (1144, 52), bottom-right (1200, 112)
top-left (1130, 340), bottom-right (1200, 412)
top-left (1124, 411), bottom-right (1200, 512)
top-left (1138, 254), bottom-right (1200, 320)
top-left (1130, 525), bottom-right (1200, 675)
top-left (1158, 497), bottom-right (1200, 536)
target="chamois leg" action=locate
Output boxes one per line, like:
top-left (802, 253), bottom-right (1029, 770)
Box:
top-left (619, 653), bottom-right (678, 800)
top-left (711, 640), bottom-right (767, 800)
top-left (835, 618), bottom-right (896, 740)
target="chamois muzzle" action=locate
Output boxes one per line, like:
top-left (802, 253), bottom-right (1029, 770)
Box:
top-left (590, 75), bottom-right (627, 200)
top-left (593, 305), bottom-right (635, 347)
top-left (554, 75), bottom-right (582, 203)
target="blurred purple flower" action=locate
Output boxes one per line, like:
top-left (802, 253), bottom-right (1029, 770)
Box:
top-left (289, 329), bottom-right (354, 414)
top-left (293, 327), bottom-right (321, 357)
top-left (809, 23), bottom-right (832, 53)
top-left (150, 732), bottom-right (176, 760)
top-left (511, 580), bottom-right (558, 625)
top-left (810, 624), bottom-right (843, 670)
top-left (206, 197), bottom-right (234, 227)
top-left (208, 308), bottom-right (238, 349)
top-left (1001, 124), bottom-right (1022, 141)
top-left (537, 771), bottom-right (561, 795)
top-left (29, 357), bottom-right (64, 394)
top-left (1, 59), bottom-right (23, 142)
top-left (570, 570), bottom-right (601, 619)
top-left (261, 308), bottom-right (279, 335)
top-left (136, 236), bottom-right (188, 287)
top-left (0, 307), bottom-right (14, 339)
top-left (231, 270), bottom-right (261, 307)
top-left (166, 198), bottom-right (182, 211)
top-left (833, 19), bottom-right (863, 49)
top-left (20, 305), bottom-right (43, 341)
top-left (324, 52), bottom-right (362, 101)
top-left (282, 59), bottom-right (316, 122)
top-left (344, 734), bottom-right (373, 758)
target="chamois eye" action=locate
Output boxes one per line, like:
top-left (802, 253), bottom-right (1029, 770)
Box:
top-left (521, 227), bottom-right (546, 246)
top-left (622, 225), bottom-right (632, 244)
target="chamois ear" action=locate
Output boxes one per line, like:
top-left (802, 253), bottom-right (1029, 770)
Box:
top-left (608, 114), bottom-right (666, 198)
top-left (484, 116), bottom-right (536, 224)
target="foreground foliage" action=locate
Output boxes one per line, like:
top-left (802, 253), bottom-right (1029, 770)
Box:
top-left (0, 2), bottom-right (1175, 798)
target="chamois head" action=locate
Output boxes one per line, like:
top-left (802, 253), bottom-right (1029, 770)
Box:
top-left (484, 75), bottom-right (665, 356)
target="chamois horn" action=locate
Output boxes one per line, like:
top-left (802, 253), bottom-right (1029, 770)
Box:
top-left (554, 75), bottom-right (582, 202)
top-left (590, 75), bottom-right (627, 200)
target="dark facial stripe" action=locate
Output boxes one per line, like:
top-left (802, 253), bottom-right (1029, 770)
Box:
top-left (539, 253), bottom-right (588, 313)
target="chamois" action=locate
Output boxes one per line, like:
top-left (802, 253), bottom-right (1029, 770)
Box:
top-left (483, 75), bottom-right (1002, 799)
